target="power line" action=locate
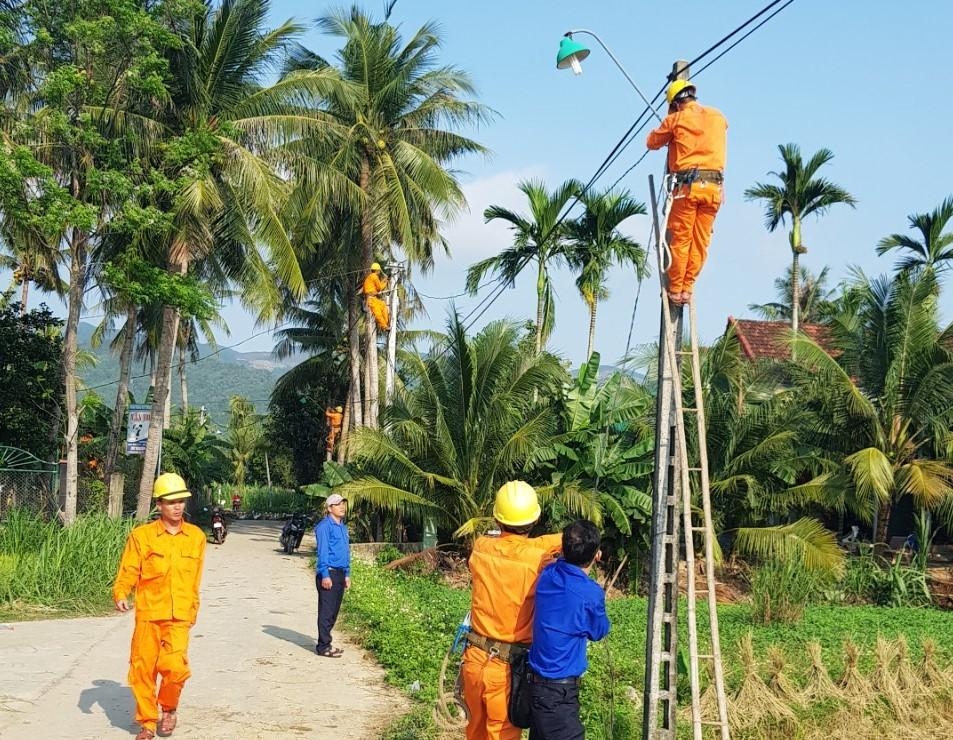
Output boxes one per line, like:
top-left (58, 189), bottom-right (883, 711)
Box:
top-left (82, 322), bottom-right (293, 393)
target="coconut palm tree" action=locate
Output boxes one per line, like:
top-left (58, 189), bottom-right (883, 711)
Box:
top-left (688, 329), bottom-right (845, 572)
top-left (876, 195), bottom-right (953, 275)
top-left (565, 187), bottom-right (648, 360)
top-left (790, 268), bottom-right (953, 543)
top-left (744, 143), bottom-right (857, 339)
top-left (290, 6), bottom-right (491, 430)
top-left (337, 313), bottom-right (586, 536)
top-left (0, 236), bottom-right (66, 314)
top-left (134, 0), bottom-right (337, 517)
top-left (748, 264), bottom-right (835, 324)
top-left (467, 179), bottom-right (583, 354)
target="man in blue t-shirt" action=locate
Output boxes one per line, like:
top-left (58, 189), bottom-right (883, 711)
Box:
top-left (528, 520), bottom-right (610, 739)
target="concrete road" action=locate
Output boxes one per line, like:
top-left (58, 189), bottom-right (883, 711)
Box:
top-left (0, 519), bottom-right (406, 739)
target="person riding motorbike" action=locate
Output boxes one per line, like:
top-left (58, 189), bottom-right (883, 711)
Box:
top-left (210, 506), bottom-right (227, 544)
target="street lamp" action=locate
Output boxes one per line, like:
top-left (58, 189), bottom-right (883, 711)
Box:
top-left (556, 30), bottom-right (662, 122)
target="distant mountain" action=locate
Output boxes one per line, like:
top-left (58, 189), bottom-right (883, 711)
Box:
top-left (77, 322), bottom-right (301, 423)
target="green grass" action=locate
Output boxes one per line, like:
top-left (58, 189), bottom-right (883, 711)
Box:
top-left (0, 509), bottom-right (133, 617)
top-left (343, 561), bottom-right (953, 739)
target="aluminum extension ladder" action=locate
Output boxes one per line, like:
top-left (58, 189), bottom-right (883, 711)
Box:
top-left (642, 173), bottom-right (730, 740)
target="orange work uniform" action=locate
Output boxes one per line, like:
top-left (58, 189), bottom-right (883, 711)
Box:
top-left (462, 531), bottom-right (562, 740)
top-left (113, 519), bottom-right (206, 734)
top-left (325, 408), bottom-right (343, 452)
top-left (362, 271), bottom-right (390, 331)
top-left (646, 100), bottom-right (728, 296)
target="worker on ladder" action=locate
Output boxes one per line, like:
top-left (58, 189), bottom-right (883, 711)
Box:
top-left (646, 79), bottom-right (728, 306)
top-left (362, 262), bottom-right (390, 331)
top-left (324, 405), bottom-right (343, 457)
top-left (461, 481), bottom-right (562, 740)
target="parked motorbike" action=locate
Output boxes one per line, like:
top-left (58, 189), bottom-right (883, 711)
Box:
top-left (279, 512), bottom-right (309, 554)
top-left (211, 509), bottom-right (228, 545)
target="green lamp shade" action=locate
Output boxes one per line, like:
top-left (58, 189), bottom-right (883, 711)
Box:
top-left (556, 36), bottom-right (590, 70)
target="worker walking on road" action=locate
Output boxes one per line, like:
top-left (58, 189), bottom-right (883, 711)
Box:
top-left (462, 481), bottom-right (562, 740)
top-left (113, 473), bottom-right (207, 740)
top-left (324, 405), bottom-right (344, 457)
top-left (528, 520), bottom-right (610, 740)
top-left (362, 262), bottom-right (390, 331)
top-left (646, 80), bottom-right (728, 306)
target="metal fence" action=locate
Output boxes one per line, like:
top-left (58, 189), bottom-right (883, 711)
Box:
top-left (0, 445), bottom-right (59, 519)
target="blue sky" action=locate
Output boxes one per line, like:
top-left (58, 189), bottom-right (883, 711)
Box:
top-left (8, 0), bottom-right (953, 369)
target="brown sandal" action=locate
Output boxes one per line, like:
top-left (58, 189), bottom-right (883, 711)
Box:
top-left (157, 709), bottom-right (177, 737)
top-left (136, 729), bottom-right (155, 740)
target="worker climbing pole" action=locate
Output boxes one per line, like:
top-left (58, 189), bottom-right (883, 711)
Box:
top-left (643, 67), bottom-right (730, 740)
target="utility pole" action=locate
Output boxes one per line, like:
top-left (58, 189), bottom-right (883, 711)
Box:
top-left (384, 262), bottom-right (403, 404)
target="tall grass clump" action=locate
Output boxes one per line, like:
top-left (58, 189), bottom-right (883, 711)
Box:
top-left (0, 510), bottom-right (133, 613)
top-left (750, 559), bottom-right (830, 624)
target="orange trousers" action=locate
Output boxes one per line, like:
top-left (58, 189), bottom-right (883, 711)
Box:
top-left (367, 296), bottom-right (390, 331)
top-left (128, 619), bottom-right (192, 731)
top-left (666, 181), bottom-right (723, 295)
top-left (461, 646), bottom-right (520, 740)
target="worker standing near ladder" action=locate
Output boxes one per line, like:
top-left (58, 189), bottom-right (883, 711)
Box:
top-left (362, 262), bottom-right (390, 331)
top-left (462, 481), bottom-right (562, 740)
top-left (646, 80), bottom-right (728, 306)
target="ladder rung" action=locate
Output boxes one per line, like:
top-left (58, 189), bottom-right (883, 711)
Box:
top-left (661, 613), bottom-right (674, 623)
top-left (675, 350), bottom-right (693, 356)
top-left (691, 526), bottom-right (708, 532)
top-left (682, 407), bottom-right (698, 412)
top-left (687, 466), bottom-right (702, 471)
top-left (696, 653), bottom-right (715, 660)
top-left (702, 721), bottom-right (728, 726)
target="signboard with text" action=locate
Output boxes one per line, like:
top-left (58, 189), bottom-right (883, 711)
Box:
top-left (125, 404), bottom-right (152, 455)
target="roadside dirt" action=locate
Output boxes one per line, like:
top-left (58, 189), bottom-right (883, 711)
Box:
top-left (0, 519), bottom-right (407, 739)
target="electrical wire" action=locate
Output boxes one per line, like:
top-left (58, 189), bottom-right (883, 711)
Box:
top-left (81, 322), bottom-right (293, 392)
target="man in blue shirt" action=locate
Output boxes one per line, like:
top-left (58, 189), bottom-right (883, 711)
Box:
top-left (528, 520), bottom-right (610, 739)
top-left (314, 493), bottom-right (351, 657)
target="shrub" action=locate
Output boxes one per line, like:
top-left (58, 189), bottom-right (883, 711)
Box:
top-left (375, 544), bottom-right (403, 567)
top-left (750, 559), bottom-right (831, 624)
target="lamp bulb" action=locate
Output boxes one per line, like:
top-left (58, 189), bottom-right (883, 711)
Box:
top-left (570, 57), bottom-right (583, 76)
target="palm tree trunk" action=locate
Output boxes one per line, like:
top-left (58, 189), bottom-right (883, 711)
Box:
top-left (359, 155), bottom-right (379, 428)
top-left (19, 278), bottom-right (29, 315)
top-left (61, 228), bottom-right (88, 525)
top-left (790, 216), bottom-right (803, 343)
top-left (535, 260), bottom-right (545, 354)
top-left (347, 285), bottom-right (363, 435)
top-left (586, 298), bottom-right (598, 361)
top-left (103, 304), bottom-right (136, 481)
top-left (337, 391), bottom-right (351, 464)
top-left (875, 499), bottom-right (892, 544)
top-left (178, 344), bottom-right (188, 412)
top-left (163, 352), bottom-right (174, 429)
top-left (137, 257), bottom-right (187, 519)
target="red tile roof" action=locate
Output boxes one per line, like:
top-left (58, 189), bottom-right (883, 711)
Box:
top-left (726, 317), bottom-right (836, 361)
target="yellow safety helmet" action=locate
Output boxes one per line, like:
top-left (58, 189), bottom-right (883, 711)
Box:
top-left (666, 79), bottom-right (696, 105)
top-left (493, 480), bottom-right (541, 527)
top-left (152, 472), bottom-right (191, 501)
top-left (335, 405), bottom-right (343, 412)
top-left (371, 262), bottom-right (382, 272)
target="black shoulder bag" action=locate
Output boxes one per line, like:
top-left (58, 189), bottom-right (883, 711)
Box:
top-left (507, 648), bottom-right (532, 729)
